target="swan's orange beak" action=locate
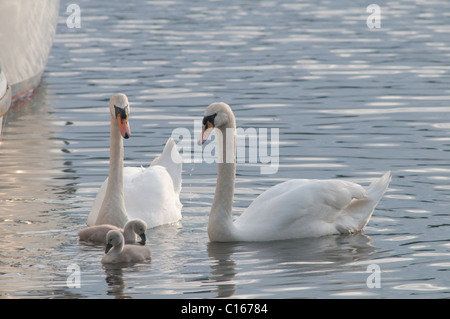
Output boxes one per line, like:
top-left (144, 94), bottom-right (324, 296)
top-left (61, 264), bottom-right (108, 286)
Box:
top-left (199, 121), bottom-right (213, 145)
top-left (117, 114), bottom-right (131, 139)
top-left (198, 113), bottom-right (217, 145)
top-left (115, 106), bottom-right (131, 139)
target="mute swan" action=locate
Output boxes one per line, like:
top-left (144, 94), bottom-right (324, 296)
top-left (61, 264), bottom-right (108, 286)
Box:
top-left (199, 102), bottom-right (391, 242)
top-left (101, 230), bottom-right (151, 264)
top-left (86, 94), bottom-right (182, 229)
top-left (78, 218), bottom-right (147, 245)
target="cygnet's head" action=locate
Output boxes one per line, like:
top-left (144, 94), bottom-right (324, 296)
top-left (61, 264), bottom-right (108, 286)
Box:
top-left (199, 102), bottom-right (235, 144)
top-left (130, 219), bottom-right (147, 245)
top-left (109, 93), bottom-right (131, 139)
top-left (105, 230), bottom-right (124, 253)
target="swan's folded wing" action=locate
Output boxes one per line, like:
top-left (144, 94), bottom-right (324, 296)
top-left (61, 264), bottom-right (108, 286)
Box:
top-left (235, 179), bottom-right (319, 228)
top-left (235, 179), bottom-right (369, 240)
top-left (123, 165), bottom-right (182, 228)
top-left (150, 137), bottom-right (182, 194)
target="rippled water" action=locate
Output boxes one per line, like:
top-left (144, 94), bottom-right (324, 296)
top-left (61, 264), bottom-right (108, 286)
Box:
top-left (1, 0), bottom-right (450, 299)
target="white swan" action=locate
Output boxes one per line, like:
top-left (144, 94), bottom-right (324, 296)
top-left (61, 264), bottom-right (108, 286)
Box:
top-left (78, 218), bottom-right (147, 245)
top-left (86, 93), bottom-right (182, 229)
top-left (101, 230), bottom-right (151, 264)
top-left (199, 102), bottom-right (391, 242)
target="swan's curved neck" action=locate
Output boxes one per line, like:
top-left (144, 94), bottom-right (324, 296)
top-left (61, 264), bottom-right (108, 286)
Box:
top-left (208, 123), bottom-right (237, 241)
top-left (110, 240), bottom-right (124, 256)
top-left (108, 115), bottom-right (124, 189)
top-left (95, 115), bottom-right (129, 227)
top-left (123, 222), bottom-right (136, 243)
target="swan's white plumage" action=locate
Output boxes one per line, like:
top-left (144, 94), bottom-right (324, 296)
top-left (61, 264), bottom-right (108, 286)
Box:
top-left (233, 173), bottom-right (391, 241)
top-left (151, 137), bottom-right (182, 195)
top-left (87, 137), bottom-right (182, 229)
top-left (201, 102), bottom-right (391, 242)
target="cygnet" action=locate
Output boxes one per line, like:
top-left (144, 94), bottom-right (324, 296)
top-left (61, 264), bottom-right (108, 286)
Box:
top-left (101, 230), bottom-right (151, 264)
top-left (78, 218), bottom-right (147, 245)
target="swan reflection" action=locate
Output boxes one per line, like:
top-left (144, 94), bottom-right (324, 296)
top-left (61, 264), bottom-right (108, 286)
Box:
top-left (206, 233), bottom-right (377, 298)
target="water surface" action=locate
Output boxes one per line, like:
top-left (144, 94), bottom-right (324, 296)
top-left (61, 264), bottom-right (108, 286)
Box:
top-left (1, 0), bottom-right (450, 298)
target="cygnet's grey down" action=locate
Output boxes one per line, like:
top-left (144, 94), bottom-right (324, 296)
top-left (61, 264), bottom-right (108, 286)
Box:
top-left (78, 218), bottom-right (147, 245)
top-left (101, 230), bottom-right (151, 264)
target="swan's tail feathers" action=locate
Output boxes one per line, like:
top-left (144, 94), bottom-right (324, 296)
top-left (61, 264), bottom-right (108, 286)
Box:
top-left (151, 137), bottom-right (182, 194)
top-left (337, 171), bottom-right (391, 233)
top-left (367, 171), bottom-right (391, 204)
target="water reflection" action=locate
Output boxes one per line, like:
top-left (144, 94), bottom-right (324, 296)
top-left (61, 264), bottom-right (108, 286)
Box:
top-left (206, 234), bottom-right (376, 298)
top-left (0, 83), bottom-right (72, 296)
top-left (102, 257), bottom-right (152, 299)
top-left (0, 83), bottom-right (67, 236)
top-left (207, 242), bottom-right (238, 298)
top-left (102, 264), bottom-right (129, 298)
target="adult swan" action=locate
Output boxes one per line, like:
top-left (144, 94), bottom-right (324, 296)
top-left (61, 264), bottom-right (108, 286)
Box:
top-left (87, 94), bottom-right (182, 229)
top-left (199, 102), bottom-right (391, 242)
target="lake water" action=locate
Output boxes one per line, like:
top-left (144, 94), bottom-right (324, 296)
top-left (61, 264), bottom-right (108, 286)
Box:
top-left (1, 0), bottom-right (450, 299)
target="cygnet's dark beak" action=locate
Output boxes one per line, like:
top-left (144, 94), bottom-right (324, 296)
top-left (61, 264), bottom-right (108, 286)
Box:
top-left (138, 233), bottom-right (146, 245)
top-left (105, 243), bottom-right (113, 253)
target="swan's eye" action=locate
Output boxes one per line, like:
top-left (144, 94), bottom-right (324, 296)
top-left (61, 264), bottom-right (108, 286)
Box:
top-left (202, 113), bottom-right (217, 127)
top-left (114, 105), bottom-right (129, 120)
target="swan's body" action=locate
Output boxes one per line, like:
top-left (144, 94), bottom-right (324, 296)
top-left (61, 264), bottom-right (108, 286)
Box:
top-left (78, 218), bottom-right (147, 245)
top-left (86, 94), bottom-right (182, 229)
top-left (200, 102), bottom-right (391, 242)
top-left (101, 230), bottom-right (151, 264)
top-left (88, 138), bottom-right (182, 228)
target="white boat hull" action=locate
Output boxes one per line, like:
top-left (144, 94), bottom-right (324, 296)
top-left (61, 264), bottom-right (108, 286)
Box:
top-left (0, 67), bottom-right (11, 117)
top-left (0, 0), bottom-right (59, 99)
